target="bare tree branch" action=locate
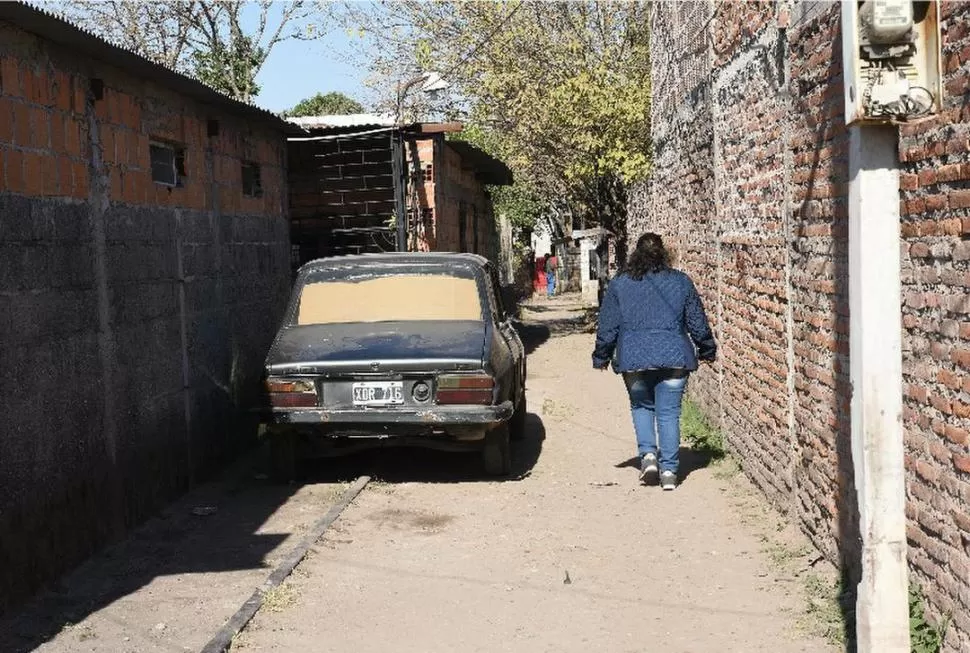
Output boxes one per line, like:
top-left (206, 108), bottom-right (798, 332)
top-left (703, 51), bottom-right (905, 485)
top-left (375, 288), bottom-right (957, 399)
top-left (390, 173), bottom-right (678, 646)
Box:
top-left (62, 0), bottom-right (323, 102)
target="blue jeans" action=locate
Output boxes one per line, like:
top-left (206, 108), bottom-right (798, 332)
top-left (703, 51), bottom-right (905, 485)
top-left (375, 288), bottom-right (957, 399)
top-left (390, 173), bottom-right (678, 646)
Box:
top-left (623, 370), bottom-right (688, 473)
top-left (547, 274), bottom-right (556, 297)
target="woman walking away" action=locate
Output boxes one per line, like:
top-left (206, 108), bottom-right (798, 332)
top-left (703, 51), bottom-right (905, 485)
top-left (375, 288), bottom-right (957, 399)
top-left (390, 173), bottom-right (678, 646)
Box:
top-left (592, 233), bottom-right (717, 490)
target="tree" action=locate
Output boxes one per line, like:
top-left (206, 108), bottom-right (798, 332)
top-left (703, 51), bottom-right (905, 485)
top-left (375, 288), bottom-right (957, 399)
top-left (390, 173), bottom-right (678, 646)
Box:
top-left (193, 35), bottom-right (266, 99)
top-left (338, 1), bottom-right (651, 243)
top-left (61, 0), bottom-right (320, 103)
top-left (285, 92), bottom-right (365, 117)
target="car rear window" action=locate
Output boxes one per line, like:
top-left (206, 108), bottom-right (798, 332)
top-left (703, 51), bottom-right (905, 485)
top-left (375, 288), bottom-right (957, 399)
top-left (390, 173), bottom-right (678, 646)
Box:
top-left (296, 274), bottom-right (484, 325)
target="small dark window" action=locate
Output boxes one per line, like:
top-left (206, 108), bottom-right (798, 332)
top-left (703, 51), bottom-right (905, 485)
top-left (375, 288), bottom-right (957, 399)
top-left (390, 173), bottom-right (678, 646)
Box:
top-left (150, 142), bottom-right (185, 186)
top-left (242, 162), bottom-right (262, 197)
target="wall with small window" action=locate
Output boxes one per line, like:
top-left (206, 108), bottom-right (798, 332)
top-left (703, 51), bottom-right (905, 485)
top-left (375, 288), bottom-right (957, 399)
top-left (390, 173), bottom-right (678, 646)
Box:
top-left (0, 12), bottom-right (291, 616)
top-left (433, 141), bottom-right (497, 259)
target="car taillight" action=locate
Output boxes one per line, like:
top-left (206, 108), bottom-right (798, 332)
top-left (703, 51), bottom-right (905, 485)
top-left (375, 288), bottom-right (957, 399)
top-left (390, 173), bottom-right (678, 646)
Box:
top-left (436, 374), bottom-right (494, 405)
top-left (265, 378), bottom-right (318, 408)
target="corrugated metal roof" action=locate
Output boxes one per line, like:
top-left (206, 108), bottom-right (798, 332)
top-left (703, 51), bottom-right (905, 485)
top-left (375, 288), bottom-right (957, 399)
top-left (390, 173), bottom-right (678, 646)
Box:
top-left (0, 1), bottom-right (295, 132)
top-left (287, 114), bottom-right (397, 129)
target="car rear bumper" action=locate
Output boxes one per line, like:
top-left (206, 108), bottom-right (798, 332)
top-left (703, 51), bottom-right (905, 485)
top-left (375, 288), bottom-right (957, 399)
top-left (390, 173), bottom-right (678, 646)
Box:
top-left (265, 401), bottom-right (514, 427)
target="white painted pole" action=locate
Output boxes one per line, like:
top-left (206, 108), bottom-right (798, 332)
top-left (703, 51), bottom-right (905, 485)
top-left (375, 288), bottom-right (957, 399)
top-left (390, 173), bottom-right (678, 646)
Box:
top-left (847, 124), bottom-right (910, 652)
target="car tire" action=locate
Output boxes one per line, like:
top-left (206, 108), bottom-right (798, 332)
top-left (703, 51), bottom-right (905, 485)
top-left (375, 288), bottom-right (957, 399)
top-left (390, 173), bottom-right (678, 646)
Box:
top-left (483, 423), bottom-right (512, 477)
top-left (270, 429), bottom-right (298, 483)
top-left (510, 393), bottom-right (528, 441)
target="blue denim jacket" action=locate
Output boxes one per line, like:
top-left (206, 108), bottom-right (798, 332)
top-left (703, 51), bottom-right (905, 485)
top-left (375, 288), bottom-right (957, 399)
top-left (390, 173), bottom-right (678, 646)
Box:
top-left (592, 269), bottom-right (717, 372)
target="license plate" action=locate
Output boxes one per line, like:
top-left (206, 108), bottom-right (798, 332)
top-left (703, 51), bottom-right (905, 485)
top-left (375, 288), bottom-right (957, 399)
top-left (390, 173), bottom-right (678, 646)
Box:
top-left (352, 381), bottom-right (404, 406)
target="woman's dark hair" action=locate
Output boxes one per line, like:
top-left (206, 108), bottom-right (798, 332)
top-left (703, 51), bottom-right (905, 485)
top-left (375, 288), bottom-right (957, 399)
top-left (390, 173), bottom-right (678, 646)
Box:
top-left (624, 232), bottom-right (670, 279)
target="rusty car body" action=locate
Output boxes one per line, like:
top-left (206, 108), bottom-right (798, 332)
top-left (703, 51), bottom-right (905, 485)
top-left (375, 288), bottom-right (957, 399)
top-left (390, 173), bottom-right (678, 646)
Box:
top-left (260, 253), bottom-right (527, 478)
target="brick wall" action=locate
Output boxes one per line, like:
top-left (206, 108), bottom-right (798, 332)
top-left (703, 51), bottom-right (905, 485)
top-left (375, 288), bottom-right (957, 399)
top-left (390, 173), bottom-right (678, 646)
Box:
top-left (405, 136), bottom-right (437, 251)
top-left (634, 1), bottom-right (969, 649)
top-left (0, 20), bottom-right (290, 613)
top-left (432, 141), bottom-right (497, 259)
top-left (898, 1), bottom-right (970, 642)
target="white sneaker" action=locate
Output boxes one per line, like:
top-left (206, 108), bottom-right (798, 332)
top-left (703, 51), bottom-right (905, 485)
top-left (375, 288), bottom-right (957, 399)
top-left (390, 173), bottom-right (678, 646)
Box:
top-left (639, 453), bottom-right (659, 485)
top-left (660, 470), bottom-right (677, 491)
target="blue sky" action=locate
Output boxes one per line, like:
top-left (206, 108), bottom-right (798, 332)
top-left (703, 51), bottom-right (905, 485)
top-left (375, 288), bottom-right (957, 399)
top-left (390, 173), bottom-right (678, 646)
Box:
top-left (252, 28), bottom-right (371, 113)
top-left (248, 3), bottom-right (376, 114)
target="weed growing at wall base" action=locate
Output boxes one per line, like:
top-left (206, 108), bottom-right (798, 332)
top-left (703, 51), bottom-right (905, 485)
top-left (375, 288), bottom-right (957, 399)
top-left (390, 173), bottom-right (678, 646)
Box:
top-left (681, 399), bottom-right (725, 461)
top-left (909, 583), bottom-right (949, 653)
top-left (802, 573), bottom-right (852, 648)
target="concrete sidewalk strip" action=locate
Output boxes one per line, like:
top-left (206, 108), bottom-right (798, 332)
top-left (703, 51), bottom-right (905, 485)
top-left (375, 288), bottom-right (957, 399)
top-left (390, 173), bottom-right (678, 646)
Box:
top-left (0, 458), bottom-right (356, 653)
top-left (200, 475), bottom-right (370, 653)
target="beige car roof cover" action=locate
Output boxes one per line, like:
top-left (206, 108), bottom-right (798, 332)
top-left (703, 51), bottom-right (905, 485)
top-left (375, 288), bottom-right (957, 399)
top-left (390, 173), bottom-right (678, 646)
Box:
top-left (297, 274), bottom-right (484, 324)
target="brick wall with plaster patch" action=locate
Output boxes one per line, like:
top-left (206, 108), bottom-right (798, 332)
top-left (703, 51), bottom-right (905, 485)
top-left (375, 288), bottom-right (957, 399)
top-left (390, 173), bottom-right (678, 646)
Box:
top-left (632, 1), bottom-right (969, 649)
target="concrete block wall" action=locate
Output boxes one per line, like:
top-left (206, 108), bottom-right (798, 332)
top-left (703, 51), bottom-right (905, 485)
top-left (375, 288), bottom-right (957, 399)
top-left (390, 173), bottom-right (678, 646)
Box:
top-left (0, 21), bottom-right (290, 614)
top-left (288, 133), bottom-right (396, 259)
top-left (634, 1), bottom-right (970, 649)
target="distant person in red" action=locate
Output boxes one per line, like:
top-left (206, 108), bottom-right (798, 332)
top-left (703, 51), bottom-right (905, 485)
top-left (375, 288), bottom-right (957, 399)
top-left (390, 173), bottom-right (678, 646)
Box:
top-left (534, 254), bottom-right (547, 296)
top-left (545, 252), bottom-right (558, 297)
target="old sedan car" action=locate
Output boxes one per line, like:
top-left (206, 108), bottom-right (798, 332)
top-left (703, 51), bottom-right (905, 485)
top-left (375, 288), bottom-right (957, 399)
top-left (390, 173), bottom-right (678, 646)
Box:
top-left (260, 253), bottom-right (527, 479)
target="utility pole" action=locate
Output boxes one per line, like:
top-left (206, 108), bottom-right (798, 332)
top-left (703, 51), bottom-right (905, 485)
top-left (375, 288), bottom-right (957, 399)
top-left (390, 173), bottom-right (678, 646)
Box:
top-left (847, 123), bottom-right (910, 652)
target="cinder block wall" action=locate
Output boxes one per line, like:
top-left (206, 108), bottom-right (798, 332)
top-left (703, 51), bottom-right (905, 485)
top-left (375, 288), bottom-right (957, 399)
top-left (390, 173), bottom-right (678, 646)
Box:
top-left (0, 23), bottom-right (291, 613)
top-left (633, 1), bottom-right (970, 649)
top-left (288, 133), bottom-right (396, 259)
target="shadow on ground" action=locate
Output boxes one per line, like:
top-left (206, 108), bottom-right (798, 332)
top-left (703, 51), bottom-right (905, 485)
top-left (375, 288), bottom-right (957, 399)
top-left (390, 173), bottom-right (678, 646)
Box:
top-left (0, 451), bottom-right (300, 653)
top-left (298, 413), bottom-right (546, 484)
top-left (0, 298), bottom-right (568, 651)
top-left (614, 446), bottom-right (714, 485)
top-left (0, 413), bottom-right (548, 653)
top-left (514, 309), bottom-right (596, 355)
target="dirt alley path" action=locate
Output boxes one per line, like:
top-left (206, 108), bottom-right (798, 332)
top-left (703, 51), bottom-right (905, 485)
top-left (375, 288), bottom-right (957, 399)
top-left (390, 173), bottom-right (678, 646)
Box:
top-left (231, 295), bottom-right (838, 653)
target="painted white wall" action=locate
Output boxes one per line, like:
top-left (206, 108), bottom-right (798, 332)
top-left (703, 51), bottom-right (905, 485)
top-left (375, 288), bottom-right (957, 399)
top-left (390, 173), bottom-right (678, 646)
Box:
top-left (530, 221), bottom-right (553, 258)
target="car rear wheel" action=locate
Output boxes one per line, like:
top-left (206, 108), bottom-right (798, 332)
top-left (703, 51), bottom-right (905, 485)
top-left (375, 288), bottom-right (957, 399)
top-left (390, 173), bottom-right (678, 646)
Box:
top-left (269, 429), bottom-right (298, 483)
top-left (483, 423), bottom-right (511, 476)
top-left (510, 393), bottom-right (527, 441)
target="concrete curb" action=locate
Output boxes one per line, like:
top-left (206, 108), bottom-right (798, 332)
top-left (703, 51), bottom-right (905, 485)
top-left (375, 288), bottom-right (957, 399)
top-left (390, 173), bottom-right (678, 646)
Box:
top-left (199, 475), bottom-right (371, 653)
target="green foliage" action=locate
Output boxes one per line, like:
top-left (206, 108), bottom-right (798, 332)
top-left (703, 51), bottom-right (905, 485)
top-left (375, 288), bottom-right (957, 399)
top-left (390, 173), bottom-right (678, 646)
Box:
top-left (680, 399), bottom-right (725, 461)
top-left (192, 36), bottom-right (264, 100)
top-left (909, 583), bottom-right (949, 653)
top-left (285, 92), bottom-right (365, 117)
top-left (340, 1), bottom-right (652, 234)
top-left (490, 184), bottom-right (545, 230)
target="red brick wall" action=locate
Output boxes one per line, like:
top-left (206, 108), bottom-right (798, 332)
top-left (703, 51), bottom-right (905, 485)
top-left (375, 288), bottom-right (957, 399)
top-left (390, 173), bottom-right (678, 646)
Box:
top-left (0, 48), bottom-right (286, 215)
top-left (406, 136), bottom-right (437, 251)
top-left (0, 19), bottom-right (290, 616)
top-left (898, 1), bottom-right (970, 641)
top-left (409, 137), bottom-right (496, 260)
top-left (636, 1), bottom-right (969, 649)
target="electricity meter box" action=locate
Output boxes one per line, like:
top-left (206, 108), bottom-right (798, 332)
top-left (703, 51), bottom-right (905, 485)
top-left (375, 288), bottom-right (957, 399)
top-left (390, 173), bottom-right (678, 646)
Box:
top-left (841, 0), bottom-right (943, 125)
